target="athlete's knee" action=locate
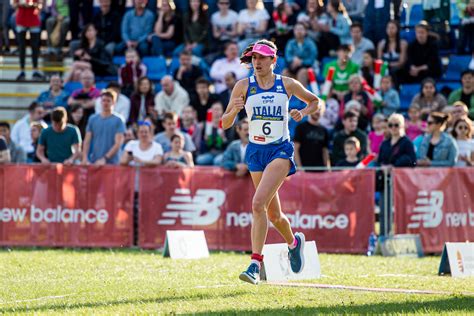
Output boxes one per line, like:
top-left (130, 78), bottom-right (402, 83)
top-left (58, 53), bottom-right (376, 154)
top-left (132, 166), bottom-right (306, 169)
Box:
top-left (252, 196), bottom-right (266, 214)
top-left (267, 211), bottom-right (282, 224)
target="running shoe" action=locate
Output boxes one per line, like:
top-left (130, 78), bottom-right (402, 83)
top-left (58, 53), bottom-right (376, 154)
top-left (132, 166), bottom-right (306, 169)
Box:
top-left (288, 232), bottom-right (305, 274)
top-left (16, 71), bottom-right (26, 81)
top-left (239, 262), bottom-right (260, 285)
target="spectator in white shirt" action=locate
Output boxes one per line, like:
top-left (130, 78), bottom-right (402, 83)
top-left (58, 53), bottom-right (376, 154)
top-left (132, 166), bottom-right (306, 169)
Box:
top-left (120, 121), bottom-right (164, 167)
top-left (236, 0), bottom-right (270, 52)
top-left (211, 0), bottom-right (239, 48)
top-left (11, 102), bottom-right (45, 155)
top-left (210, 41), bottom-right (249, 93)
top-left (154, 75), bottom-right (190, 117)
top-left (95, 82), bottom-right (131, 124)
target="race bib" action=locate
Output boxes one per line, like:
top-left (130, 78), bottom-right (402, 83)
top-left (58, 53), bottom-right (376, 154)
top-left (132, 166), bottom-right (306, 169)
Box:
top-left (249, 116), bottom-right (284, 144)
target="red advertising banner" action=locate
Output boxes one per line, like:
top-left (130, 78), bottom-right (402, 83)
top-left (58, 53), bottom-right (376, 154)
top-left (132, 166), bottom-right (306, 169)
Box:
top-left (393, 168), bottom-right (474, 253)
top-left (0, 165), bottom-right (134, 247)
top-left (139, 167), bottom-right (375, 253)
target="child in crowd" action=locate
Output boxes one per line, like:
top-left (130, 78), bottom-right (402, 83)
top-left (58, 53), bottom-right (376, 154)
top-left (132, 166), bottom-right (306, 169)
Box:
top-left (336, 137), bottom-right (361, 167)
top-left (368, 113), bottom-right (386, 156)
top-left (405, 104), bottom-right (426, 141)
top-left (119, 48), bottom-right (147, 97)
top-left (164, 134), bottom-right (194, 168)
top-left (379, 75), bottom-right (400, 117)
top-left (318, 92), bottom-right (340, 132)
top-left (451, 117), bottom-right (474, 167)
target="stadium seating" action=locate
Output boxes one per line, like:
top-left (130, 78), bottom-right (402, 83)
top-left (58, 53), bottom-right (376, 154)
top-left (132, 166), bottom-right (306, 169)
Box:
top-left (113, 56), bottom-right (126, 66)
top-left (400, 28), bottom-right (416, 43)
top-left (399, 84), bottom-right (420, 110)
top-left (142, 56), bottom-right (167, 81)
top-left (407, 4), bottom-right (423, 27)
top-left (443, 55), bottom-right (471, 81)
top-left (450, 2), bottom-right (460, 27)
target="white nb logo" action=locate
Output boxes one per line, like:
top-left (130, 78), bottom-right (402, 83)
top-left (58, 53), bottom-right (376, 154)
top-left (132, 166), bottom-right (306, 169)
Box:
top-left (407, 191), bottom-right (444, 229)
top-left (158, 188), bottom-right (226, 226)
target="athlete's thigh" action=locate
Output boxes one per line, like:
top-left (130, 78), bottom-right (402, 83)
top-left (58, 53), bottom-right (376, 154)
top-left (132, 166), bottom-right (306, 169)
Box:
top-left (253, 158), bottom-right (290, 206)
top-left (250, 171), bottom-right (263, 189)
top-left (251, 171), bottom-right (283, 214)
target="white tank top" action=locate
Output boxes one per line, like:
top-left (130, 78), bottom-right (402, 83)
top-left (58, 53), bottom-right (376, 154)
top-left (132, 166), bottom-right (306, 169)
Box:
top-left (245, 74), bottom-right (290, 145)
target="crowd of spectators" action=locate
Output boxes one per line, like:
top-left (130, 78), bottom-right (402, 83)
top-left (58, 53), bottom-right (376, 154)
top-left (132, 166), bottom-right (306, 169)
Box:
top-left (0, 0), bottom-right (473, 172)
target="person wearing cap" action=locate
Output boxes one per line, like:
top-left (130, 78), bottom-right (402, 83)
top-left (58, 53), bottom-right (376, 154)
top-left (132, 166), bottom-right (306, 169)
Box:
top-left (403, 21), bottom-right (442, 83)
top-left (222, 39), bottom-right (322, 285)
top-left (82, 89), bottom-right (126, 165)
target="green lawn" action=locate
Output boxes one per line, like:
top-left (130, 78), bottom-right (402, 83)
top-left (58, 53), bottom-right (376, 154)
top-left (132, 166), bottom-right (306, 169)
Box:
top-left (0, 249), bottom-right (473, 315)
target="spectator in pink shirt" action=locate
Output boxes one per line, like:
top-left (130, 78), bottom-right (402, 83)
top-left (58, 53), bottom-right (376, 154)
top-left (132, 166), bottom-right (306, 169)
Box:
top-left (368, 113), bottom-right (387, 156)
top-left (405, 103), bottom-right (427, 141)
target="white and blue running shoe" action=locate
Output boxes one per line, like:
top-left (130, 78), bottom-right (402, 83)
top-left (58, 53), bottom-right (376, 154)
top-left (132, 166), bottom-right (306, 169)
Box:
top-left (288, 232), bottom-right (305, 273)
top-left (239, 263), bottom-right (260, 285)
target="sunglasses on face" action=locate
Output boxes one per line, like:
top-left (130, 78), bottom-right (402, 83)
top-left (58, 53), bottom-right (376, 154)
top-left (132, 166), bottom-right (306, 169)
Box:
top-left (457, 125), bottom-right (468, 130)
top-left (388, 123), bottom-right (399, 128)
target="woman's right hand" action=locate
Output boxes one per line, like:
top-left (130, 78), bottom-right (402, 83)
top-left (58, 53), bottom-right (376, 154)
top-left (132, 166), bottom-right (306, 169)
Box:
top-left (230, 96), bottom-right (244, 114)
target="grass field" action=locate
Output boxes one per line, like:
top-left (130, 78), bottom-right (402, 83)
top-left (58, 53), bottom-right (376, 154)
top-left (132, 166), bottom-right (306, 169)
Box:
top-left (1, 248), bottom-right (473, 315)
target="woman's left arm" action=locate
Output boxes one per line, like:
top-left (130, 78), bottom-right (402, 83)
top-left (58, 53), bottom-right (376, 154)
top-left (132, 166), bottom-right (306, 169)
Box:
top-left (284, 77), bottom-right (323, 120)
top-left (431, 138), bottom-right (459, 167)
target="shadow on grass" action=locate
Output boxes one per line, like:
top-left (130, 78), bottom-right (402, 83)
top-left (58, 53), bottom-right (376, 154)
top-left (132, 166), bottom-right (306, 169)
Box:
top-left (189, 296), bottom-right (474, 315)
top-left (0, 290), bottom-right (248, 313)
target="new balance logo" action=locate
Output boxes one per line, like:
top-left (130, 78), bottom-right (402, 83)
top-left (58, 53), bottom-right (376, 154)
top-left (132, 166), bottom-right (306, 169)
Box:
top-left (407, 191), bottom-right (444, 229)
top-left (158, 189), bottom-right (226, 226)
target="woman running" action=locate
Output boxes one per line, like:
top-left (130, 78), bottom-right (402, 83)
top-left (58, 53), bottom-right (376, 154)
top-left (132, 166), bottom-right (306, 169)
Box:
top-left (222, 39), bottom-right (322, 285)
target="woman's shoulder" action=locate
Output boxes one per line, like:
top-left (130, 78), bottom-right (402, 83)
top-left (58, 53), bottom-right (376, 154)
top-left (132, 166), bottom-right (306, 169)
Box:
top-left (399, 135), bottom-right (414, 144)
top-left (435, 93), bottom-right (448, 102)
top-left (411, 93), bottom-right (421, 101)
top-left (125, 140), bottom-right (139, 150)
top-left (235, 77), bottom-right (250, 90)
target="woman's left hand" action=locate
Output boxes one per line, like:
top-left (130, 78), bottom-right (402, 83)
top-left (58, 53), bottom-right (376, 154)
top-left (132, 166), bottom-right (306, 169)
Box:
top-left (290, 109), bottom-right (303, 122)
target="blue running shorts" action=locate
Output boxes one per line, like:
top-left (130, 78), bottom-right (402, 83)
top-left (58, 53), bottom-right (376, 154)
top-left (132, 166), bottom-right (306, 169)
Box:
top-left (245, 141), bottom-right (297, 176)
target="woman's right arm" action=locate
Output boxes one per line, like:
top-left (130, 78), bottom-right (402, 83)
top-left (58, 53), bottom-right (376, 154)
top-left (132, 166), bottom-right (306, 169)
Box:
top-left (120, 151), bottom-right (132, 165)
top-left (377, 40), bottom-right (384, 59)
top-left (186, 152), bottom-right (194, 167)
top-left (222, 79), bottom-right (247, 130)
top-left (154, 13), bottom-right (163, 35)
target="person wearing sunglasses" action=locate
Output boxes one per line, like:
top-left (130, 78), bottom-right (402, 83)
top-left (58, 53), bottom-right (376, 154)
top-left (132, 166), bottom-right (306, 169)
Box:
top-left (451, 118), bottom-right (474, 167)
top-left (417, 112), bottom-right (458, 167)
top-left (377, 113), bottom-right (416, 168)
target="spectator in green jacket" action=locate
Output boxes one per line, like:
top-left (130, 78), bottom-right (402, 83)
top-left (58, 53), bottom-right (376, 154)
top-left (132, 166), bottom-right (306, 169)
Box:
top-left (448, 70), bottom-right (474, 119)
